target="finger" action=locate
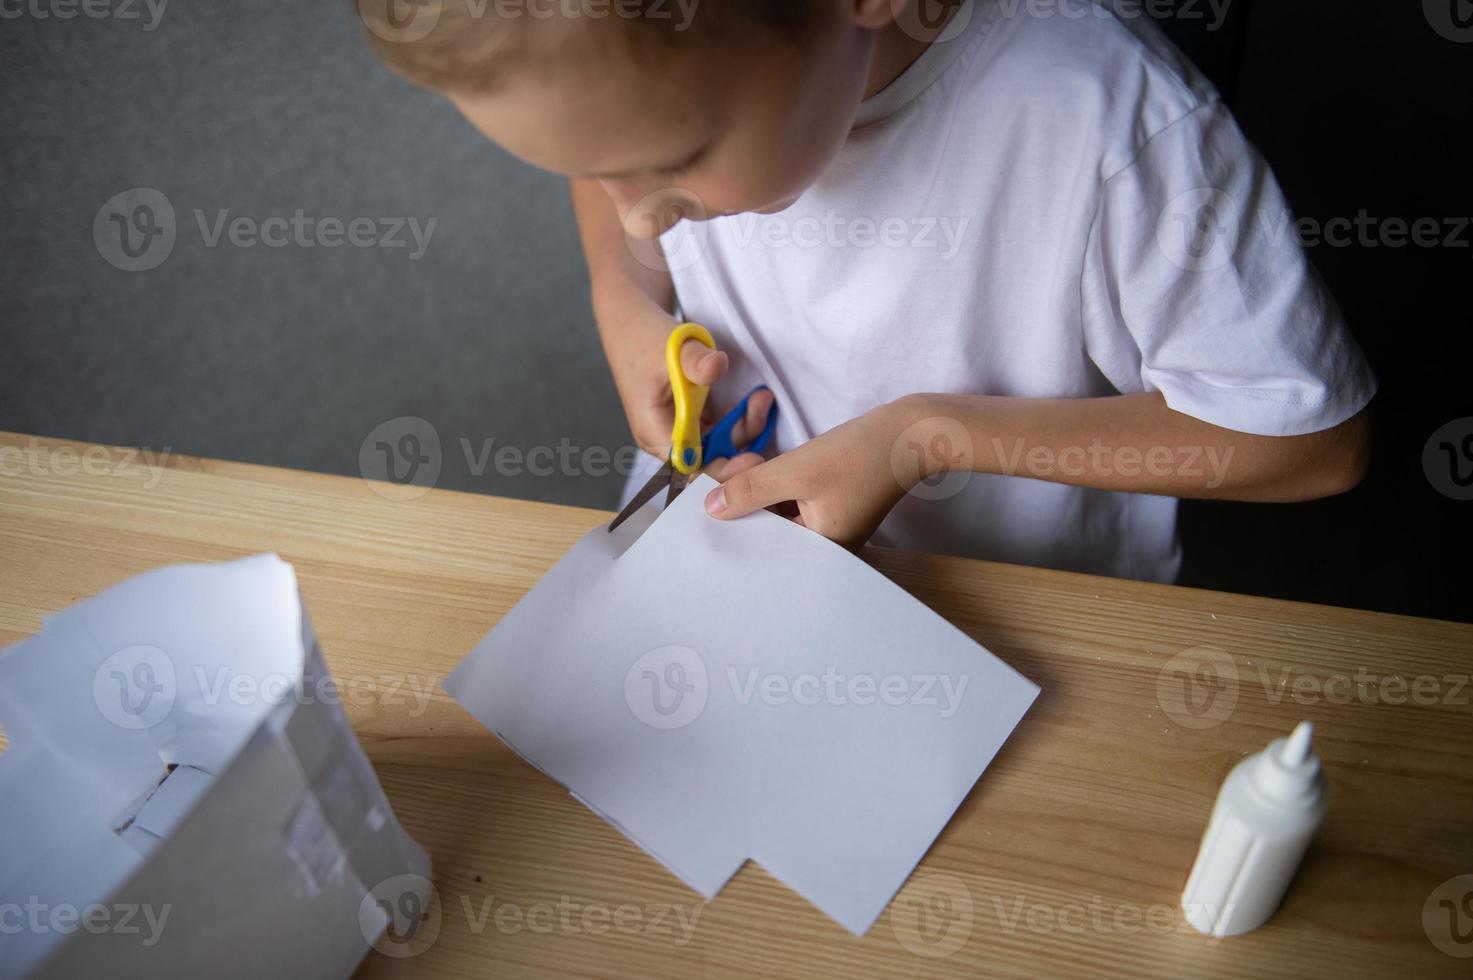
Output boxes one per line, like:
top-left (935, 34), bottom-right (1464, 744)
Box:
top-left (726, 388), bottom-right (774, 450)
top-left (705, 454), bottom-right (802, 520)
top-left (679, 339), bottom-right (728, 387)
top-left (702, 451), bottom-right (763, 484)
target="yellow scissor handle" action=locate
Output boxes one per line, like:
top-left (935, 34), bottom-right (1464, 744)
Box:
top-left (666, 322), bottom-right (715, 475)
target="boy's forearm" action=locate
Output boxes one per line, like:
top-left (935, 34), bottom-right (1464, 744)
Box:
top-left (890, 392), bottom-right (1370, 502)
top-left (569, 178), bottom-right (675, 359)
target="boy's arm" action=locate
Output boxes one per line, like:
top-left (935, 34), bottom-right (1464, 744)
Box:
top-left (703, 392), bottom-right (1372, 548)
top-left (571, 179), bottom-right (774, 468)
top-left (571, 177), bottom-right (675, 380)
top-left (571, 180), bottom-right (746, 460)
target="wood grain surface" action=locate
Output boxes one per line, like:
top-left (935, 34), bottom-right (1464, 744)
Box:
top-left (1, 431), bottom-right (1469, 978)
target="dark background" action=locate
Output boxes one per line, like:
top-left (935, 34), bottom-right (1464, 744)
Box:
top-left (1163, 1), bottom-right (1472, 622)
top-left (1, 0), bottom-right (1468, 622)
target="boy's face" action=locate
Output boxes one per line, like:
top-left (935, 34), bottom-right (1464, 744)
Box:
top-left (449, 13), bottom-right (876, 240)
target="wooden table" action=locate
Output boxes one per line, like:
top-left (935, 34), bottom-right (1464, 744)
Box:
top-left (1, 431), bottom-right (1469, 978)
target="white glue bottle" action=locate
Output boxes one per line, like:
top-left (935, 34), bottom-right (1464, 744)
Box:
top-left (1180, 720), bottom-right (1327, 937)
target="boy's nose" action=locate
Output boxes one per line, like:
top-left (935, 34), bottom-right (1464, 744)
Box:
top-left (603, 181), bottom-right (704, 240)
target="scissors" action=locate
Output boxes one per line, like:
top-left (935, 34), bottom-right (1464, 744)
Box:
top-left (608, 322), bottom-right (778, 533)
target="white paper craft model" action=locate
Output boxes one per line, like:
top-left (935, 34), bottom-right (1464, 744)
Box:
top-left (446, 474), bottom-right (1040, 935)
top-left (0, 555), bottom-right (431, 979)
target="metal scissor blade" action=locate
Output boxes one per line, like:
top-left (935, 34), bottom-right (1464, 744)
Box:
top-left (665, 470), bottom-right (688, 509)
top-left (607, 460), bottom-right (675, 533)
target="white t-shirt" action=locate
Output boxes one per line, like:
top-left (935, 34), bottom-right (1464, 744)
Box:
top-left (633, 0), bottom-right (1376, 582)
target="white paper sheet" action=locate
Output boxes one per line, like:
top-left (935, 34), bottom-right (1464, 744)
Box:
top-left (445, 474), bottom-right (1039, 935)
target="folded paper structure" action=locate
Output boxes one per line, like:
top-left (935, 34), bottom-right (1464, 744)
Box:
top-left (0, 555), bottom-right (430, 978)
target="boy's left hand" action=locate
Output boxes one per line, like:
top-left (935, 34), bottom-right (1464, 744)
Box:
top-left (701, 401), bottom-right (924, 549)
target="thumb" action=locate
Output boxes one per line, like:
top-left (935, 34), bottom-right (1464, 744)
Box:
top-left (679, 339), bottom-right (727, 387)
top-left (705, 453), bottom-right (800, 520)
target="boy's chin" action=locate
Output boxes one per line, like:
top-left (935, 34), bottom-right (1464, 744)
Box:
top-left (754, 196), bottom-right (801, 215)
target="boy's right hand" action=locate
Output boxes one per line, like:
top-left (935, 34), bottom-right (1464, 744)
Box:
top-left (619, 329), bottom-right (774, 479)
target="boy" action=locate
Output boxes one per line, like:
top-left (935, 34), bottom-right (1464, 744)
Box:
top-left (362, 0), bottom-right (1373, 582)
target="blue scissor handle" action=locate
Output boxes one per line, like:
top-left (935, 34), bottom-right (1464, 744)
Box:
top-left (701, 385), bottom-right (778, 463)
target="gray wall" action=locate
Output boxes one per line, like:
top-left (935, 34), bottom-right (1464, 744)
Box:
top-left (0, 0), bottom-right (631, 510)
top-left (6, 1), bottom-right (1468, 622)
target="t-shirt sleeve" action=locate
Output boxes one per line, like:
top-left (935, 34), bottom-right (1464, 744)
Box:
top-left (1080, 100), bottom-right (1376, 437)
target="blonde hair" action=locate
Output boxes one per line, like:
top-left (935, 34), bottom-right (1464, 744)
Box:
top-left (356, 0), bottom-right (823, 93)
